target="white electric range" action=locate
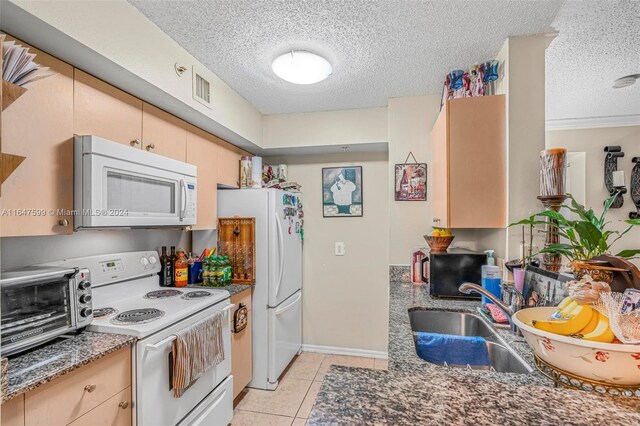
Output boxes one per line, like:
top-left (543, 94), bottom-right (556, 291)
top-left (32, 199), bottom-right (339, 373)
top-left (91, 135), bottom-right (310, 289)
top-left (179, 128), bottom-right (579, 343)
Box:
top-left (44, 251), bottom-right (234, 426)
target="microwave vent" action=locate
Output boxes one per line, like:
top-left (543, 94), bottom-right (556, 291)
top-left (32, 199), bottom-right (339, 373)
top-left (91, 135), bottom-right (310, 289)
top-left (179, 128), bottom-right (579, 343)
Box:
top-left (193, 68), bottom-right (211, 108)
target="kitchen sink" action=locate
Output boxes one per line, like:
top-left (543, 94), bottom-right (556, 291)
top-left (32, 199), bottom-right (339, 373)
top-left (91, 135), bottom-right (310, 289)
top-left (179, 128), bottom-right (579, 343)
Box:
top-left (409, 309), bottom-right (533, 374)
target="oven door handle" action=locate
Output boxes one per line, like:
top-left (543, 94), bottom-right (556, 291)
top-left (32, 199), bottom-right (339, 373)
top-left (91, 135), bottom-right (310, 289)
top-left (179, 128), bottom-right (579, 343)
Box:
top-left (145, 304), bottom-right (234, 352)
top-left (146, 335), bottom-right (177, 351)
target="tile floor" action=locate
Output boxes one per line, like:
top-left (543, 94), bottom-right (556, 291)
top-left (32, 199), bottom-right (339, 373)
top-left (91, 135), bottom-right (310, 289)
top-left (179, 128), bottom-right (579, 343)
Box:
top-left (232, 352), bottom-right (388, 425)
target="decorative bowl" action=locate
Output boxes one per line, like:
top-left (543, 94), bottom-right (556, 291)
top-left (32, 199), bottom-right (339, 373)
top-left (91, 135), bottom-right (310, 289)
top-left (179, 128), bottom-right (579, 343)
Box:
top-left (513, 307), bottom-right (640, 385)
top-left (423, 235), bottom-right (454, 253)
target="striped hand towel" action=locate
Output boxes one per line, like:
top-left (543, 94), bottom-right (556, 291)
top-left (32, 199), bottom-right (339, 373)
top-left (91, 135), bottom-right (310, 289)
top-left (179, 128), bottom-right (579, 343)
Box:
top-left (172, 311), bottom-right (225, 398)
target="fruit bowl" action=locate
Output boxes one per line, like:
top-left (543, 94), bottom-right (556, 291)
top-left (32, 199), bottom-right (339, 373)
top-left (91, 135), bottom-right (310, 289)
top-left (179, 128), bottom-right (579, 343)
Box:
top-left (423, 235), bottom-right (454, 253)
top-left (513, 307), bottom-right (640, 385)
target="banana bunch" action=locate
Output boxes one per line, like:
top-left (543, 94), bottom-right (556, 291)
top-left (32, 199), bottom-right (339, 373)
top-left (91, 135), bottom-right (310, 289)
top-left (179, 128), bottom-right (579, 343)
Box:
top-left (532, 297), bottom-right (615, 343)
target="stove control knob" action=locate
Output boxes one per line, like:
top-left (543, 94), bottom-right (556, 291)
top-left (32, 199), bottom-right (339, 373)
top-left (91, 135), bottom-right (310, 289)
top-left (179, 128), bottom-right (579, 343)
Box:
top-left (80, 308), bottom-right (93, 317)
top-left (148, 255), bottom-right (158, 264)
top-left (78, 280), bottom-right (91, 290)
top-left (79, 294), bottom-right (92, 304)
top-left (140, 257), bottom-right (149, 266)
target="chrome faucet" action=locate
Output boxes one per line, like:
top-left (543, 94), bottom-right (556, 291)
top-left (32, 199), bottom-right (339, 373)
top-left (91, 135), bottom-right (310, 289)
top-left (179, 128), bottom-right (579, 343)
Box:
top-left (458, 282), bottom-right (525, 334)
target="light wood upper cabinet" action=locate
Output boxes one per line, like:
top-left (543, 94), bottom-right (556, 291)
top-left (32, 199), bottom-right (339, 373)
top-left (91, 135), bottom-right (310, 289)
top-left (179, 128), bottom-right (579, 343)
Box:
top-left (141, 103), bottom-right (187, 161)
top-left (74, 69), bottom-right (142, 147)
top-left (1, 36), bottom-right (74, 236)
top-left (431, 95), bottom-right (506, 229)
top-left (217, 138), bottom-right (245, 188)
top-left (230, 289), bottom-right (252, 399)
top-left (186, 125), bottom-right (218, 230)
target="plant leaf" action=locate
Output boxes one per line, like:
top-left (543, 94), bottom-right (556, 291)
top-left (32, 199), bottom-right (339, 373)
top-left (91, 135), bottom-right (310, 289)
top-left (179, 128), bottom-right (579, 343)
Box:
top-left (573, 221), bottom-right (603, 252)
top-left (616, 249), bottom-right (640, 259)
top-left (625, 219), bottom-right (640, 226)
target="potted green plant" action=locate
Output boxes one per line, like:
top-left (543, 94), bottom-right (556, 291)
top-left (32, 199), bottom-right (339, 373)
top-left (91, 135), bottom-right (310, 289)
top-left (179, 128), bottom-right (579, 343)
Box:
top-left (510, 194), bottom-right (640, 282)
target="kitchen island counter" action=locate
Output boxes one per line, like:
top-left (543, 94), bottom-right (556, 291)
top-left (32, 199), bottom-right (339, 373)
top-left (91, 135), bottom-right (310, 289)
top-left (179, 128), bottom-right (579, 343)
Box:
top-left (3, 332), bottom-right (134, 402)
top-left (308, 281), bottom-right (640, 425)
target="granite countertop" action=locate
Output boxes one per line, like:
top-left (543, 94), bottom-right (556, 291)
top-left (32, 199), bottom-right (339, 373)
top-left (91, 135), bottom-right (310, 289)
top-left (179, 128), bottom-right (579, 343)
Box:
top-left (308, 281), bottom-right (640, 425)
top-left (188, 283), bottom-right (253, 297)
top-left (3, 332), bottom-right (134, 402)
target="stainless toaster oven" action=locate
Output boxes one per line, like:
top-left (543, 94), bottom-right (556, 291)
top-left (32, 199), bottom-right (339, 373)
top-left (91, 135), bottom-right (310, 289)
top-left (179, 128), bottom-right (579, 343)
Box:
top-left (1, 266), bottom-right (93, 356)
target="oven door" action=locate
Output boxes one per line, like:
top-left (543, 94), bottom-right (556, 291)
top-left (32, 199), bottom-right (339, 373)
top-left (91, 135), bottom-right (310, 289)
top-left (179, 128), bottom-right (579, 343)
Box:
top-left (78, 153), bottom-right (196, 228)
top-left (135, 302), bottom-right (232, 426)
top-left (0, 269), bottom-right (76, 356)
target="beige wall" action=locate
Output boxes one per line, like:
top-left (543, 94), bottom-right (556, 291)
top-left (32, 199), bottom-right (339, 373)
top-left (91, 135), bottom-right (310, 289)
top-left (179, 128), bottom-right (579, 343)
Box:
top-left (546, 125), bottom-right (640, 265)
top-left (267, 153), bottom-right (390, 353)
top-left (387, 95), bottom-right (478, 264)
top-left (262, 107), bottom-right (387, 149)
top-left (476, 35), bottom-right (548, 262)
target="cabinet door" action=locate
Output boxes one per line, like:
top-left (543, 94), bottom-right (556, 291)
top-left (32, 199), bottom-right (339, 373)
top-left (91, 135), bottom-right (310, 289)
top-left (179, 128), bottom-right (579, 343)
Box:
top-left (141, 103), bottom-right (187, 161)
top-left (1, 37), bottom-right (74, 236)
top-left (74, 69), bottom-right (142, 147)
top-left (186, 125), bottom-right (218, 230)
top-left (1, 395), bottom-right (24, 426)
top-left (25, 347), bottom-right (131, 426)
top-left (230, 289), bottom-right (252, 398)
top-left (431, 105), bottom-right (449, 228)
top-left (217, 138), bottom-right (243, 188)
top-left (67, 387), bottom-right (132, 426)
top-left (448, 96), bottom-right (506, 228)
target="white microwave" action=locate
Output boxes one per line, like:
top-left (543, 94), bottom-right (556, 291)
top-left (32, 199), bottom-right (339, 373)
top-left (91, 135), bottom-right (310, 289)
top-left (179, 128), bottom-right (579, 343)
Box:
top-left (74, 135), bottom-right (197, 229)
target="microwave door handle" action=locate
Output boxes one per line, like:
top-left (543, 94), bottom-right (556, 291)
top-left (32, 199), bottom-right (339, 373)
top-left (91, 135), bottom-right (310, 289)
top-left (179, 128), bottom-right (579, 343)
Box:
top-left (180, 179), bottom-right (187, 221)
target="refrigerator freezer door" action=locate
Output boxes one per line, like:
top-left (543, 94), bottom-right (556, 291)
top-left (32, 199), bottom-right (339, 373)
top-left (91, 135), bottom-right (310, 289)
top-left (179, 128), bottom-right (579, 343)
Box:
top-left (267, 290), bottom-right (302, 387)
top-left (268, 190), bottom-right (303, 307)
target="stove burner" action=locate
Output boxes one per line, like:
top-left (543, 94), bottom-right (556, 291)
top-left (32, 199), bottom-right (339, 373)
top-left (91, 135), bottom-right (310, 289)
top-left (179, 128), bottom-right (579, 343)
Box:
top-left (182, 291), bottom-right (213, 300)
top-left (93, 307), bottom-right (118, 318)
top-left (144, 290), bottom-right (183, 299)
top-left (110, 308), bottom-right (164, 325)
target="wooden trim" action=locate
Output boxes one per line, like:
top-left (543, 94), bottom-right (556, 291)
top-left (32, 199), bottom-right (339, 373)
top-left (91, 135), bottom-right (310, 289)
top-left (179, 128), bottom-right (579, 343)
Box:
top-left (0, 153), bottom-right (26, 184)
top-left (2, 81), bottom-right (27, 111)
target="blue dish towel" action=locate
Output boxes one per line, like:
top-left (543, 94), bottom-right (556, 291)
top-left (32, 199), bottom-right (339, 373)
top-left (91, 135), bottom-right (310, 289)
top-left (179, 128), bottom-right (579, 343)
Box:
top-left (416, 332), bottom-right (490, 366)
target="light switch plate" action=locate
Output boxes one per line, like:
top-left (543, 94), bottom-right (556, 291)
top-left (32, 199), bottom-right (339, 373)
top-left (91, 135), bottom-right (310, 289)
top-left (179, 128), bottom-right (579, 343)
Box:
top-left (335, 242), bottom-right (345, 256)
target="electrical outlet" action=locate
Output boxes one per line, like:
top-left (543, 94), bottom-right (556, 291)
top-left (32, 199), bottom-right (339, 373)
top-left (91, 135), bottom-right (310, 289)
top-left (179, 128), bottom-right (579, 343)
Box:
top-left (335, 242), bottom-right (345, 256)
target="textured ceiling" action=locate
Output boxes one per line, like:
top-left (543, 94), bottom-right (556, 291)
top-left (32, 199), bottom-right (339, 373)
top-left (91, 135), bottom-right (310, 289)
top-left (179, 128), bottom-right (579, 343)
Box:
top-left (546, 0), bottom-right (640, 121)
top-left (129, 0), bottom-right (562, 114)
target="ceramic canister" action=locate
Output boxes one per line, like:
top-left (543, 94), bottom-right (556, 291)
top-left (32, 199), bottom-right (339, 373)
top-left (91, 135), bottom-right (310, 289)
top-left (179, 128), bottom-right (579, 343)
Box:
top-left (240, 156), bottom-right (252, 188)
top-left (251, 156), bottom-right (263, 188)
top-left (277, 164), bottom-right (288, 181)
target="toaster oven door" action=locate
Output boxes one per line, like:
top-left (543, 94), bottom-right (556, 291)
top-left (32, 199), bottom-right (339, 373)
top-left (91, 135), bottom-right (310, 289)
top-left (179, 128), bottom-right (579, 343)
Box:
top-left (1, 273), bottom-right (75, 355)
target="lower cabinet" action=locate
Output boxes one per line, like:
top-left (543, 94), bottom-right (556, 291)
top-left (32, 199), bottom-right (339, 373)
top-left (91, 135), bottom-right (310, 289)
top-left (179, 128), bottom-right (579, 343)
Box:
top-left (68, 387), bottom-right (131, 426)
top-left (230, 289), bottom-right (253, 399)
top-left (1, 346), bottom-right (132, 426)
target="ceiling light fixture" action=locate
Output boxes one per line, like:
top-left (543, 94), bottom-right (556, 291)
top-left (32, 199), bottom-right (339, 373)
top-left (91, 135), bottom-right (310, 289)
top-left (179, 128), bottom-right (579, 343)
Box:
top-left (612, 74), bottom-right (640, 89)
top-left (272, 50), bottom-right (332, 85)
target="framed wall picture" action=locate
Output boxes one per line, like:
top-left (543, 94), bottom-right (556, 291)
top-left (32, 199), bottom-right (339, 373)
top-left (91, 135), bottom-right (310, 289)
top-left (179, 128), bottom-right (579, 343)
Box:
top-left (395, 163), bottom-right (427, 201)
top-left (322, 166), bottom-right (363, 217)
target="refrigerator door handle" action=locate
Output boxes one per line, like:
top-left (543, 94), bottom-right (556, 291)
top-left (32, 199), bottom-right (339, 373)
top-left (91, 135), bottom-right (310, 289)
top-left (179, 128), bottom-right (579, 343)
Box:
top-left (274, 212), bottom-right (285, 299)
top-left (275, 292), bottom-right (301, 315)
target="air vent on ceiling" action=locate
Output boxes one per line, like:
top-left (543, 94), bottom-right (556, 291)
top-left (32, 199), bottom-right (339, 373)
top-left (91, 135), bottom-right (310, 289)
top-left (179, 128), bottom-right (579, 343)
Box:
top-left (192, 67), bottom-right (211, 108)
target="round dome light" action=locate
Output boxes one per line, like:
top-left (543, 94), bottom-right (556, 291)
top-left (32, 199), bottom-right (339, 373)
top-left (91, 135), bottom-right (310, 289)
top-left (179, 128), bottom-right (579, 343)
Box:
top-left (272, 50), bottom-right (332, 85)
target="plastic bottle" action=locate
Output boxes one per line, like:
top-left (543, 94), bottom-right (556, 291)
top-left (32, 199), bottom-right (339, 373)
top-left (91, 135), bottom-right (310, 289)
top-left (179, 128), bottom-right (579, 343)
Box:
top-left (174, 252), bottom-right (188, 287)
top-left (213, 256), bottom-right (222, 287)
top-left (481, 250), bottom-right (502, 305)
top-left (223, 256), bottom-right (232, 286)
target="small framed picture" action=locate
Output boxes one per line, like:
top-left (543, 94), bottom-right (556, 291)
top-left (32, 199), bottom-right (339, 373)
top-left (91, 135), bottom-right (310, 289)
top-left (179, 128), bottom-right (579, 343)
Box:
top-left (322, 166), bottom-right (363, 217)
top-left (395, 163), bottom-right (427, 201)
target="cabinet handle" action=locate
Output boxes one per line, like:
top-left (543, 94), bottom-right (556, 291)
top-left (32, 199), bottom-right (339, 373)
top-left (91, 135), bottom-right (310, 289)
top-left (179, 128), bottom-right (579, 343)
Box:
top-left (130, 138), bottom-right (141, 147)
top-left (145, 143), bottom-right (155, 151)
top-left (84, 384), bottom-right (97, 393)
top-left (119, 401), bottom-right (129, 409)
top-left (58, 219), bottom-right (69, 227)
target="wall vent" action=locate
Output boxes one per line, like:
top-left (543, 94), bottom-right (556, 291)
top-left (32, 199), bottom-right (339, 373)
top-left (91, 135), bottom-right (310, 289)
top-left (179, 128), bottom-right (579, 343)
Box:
top-left (192, 68), bottom-right (211, 108)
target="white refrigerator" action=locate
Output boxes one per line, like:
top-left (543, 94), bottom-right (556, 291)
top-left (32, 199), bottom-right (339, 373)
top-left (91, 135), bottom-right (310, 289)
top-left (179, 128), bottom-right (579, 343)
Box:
top-left (218, 188), bottom-right (303, 390)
